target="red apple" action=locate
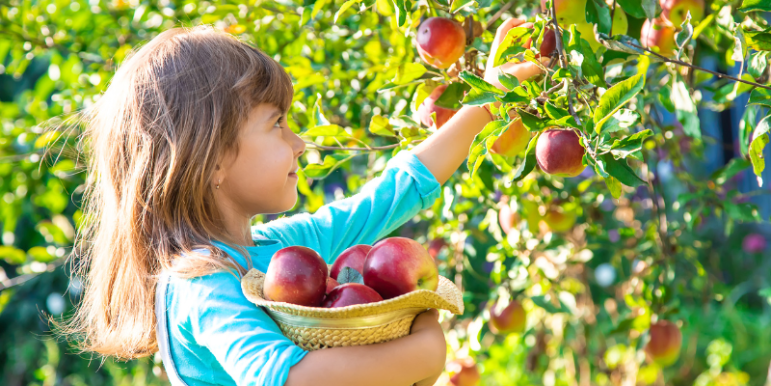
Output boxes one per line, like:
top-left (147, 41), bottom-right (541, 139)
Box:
top-left (264, 246), bottom-right (328, 307)
top-left (330, 244), bottom-right (372, 280)
top-left (490, 115), bottom-right (531, 157)
top-left (417, 84), bottom-right (459, 130)
top-left (641, 18), bottom-right (677, 58)
top-left (535, 129), bottom-right (586, 177)
top-left (447, 358), bottom-right (481, 386)
top-left (321, 283), bottom-right (384, 308)
top-left (661, 0), bottom-right (705, 27)
top-left (645, 320), bottom-right (682, 367)
top-left (539, 28), bottom-right (557, 58)
top-left (325, 277), bottom-right (339, 295)
top-left (416, 17), bottom-right (467, 69)
top-left (427, 238), bottom-right (447, 260)
top-left (363, 237), bottom-right (439, 299)
top-left (490, 299), bottom-right (527, 334)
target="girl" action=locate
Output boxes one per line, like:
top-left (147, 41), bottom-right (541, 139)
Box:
top-left (62, 18), bottom-right (543, 386)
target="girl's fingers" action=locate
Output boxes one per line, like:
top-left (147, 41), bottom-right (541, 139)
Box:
top-left (500, 58), bottom-right (549, 83)
top-left (492, 18), bottom-right (527, 50)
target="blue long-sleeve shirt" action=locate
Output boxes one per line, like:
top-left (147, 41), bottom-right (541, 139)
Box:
top-left (161, 151), bottom-right (442, 386)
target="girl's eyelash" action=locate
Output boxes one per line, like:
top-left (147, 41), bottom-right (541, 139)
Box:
top-left (275, 116), bottom-right (285, 127)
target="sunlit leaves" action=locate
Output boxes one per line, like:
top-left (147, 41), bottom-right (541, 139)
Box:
top-left (594, 73), bottom-right (645, 134)
top-left (739, 0), bottom-right (771, 12)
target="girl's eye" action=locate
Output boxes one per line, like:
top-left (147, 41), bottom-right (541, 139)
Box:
top-left (274, 116), bottom-right (285, 128)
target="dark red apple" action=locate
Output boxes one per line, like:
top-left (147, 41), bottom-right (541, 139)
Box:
top-left (535, 129), bottom-right (586, 177)
top-left (447, 358), bottom-right (481, 386)
top-left (417, 84), bottom-right (459, 130)
top-left (539, 28), bottom-right (557, 58)
top-left (645, 320), bottom-right (682, 366)
top-left (489, 300), bottom-right (526, 334)
top-left (363, 237), bottom-right (439, 299)
top-left (321, 283), bottom-right (384, 308)
top-left (263, 246), bottom-right (328, 307)
top-left (416, 17), bottom-right (466, 69)
top-left (330, 244), bottom-right (372, 280)
top-left (325, 277), bottom-right (339, 295)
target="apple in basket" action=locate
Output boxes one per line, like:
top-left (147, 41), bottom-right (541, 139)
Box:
top-left (329, 244), bottom-right (372, 280)
top-left (322, 283), bottom-right (384, 308)
top-left (264, 246), bottom-right (328, 307)
top-left (363, 237), bottom-right (439, 299)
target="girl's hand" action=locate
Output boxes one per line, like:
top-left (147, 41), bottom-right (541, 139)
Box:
top-left (410, 309), bottom-right (446, 385)
top-left (484, 18), bottom-right (550, 92)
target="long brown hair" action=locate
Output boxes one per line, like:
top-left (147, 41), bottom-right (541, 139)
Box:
top-left (57, 25), bottom-right (294, 359)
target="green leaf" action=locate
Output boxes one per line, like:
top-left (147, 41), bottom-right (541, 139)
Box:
top-left (579, 35), bottom-right (607, 88)
top-left (604, 175), bottom-right (623, 198)
top-left (518, 110), bottom-right (553, 132)
top-left (467, 120), bottom-right (508, 177)
top-left (672, 77), bottom-right (701, 138)
top-left (334, 0), bottom-right (362, 23)
top-left (28, 246), bottom-right (55, 263)
top-left (617, 0), bottom-right (656, 19)
top-left (597, 154), bottom-right (645, 186)
top-left (512, 133), bottom-right (540, 182)
top-left (0, 246), bottom-right (26, 264)
top-left (739, 0), bottom-right (771, 12)
top-left (675, 12), bottom-right (694, 51)
top-left (312, 95), bottom-right (330, 127)
top-left (749, 88), bottom-right (771, 108)
top-left (462, 89), bottom-right (499, 106)
top-left (413, 80), bottom-right (441, 112)
top-left (597, 33), bottom-right (645, 54)
top-left (601, 109), bottom-right (640, 134)
top-left (301, 124), bottom-right (344, 137)
top-left (610, 129), bottom-right (652, 158)
top-left (585, 0), bottom-right (612, 34)
top-left (450, 0), bottom-right (476, 13)
top-left (337, 266), bottom-right (365, 285)
top-left (369, 115), bottom-right (395, 136)
top-left (497, 68), bottom-right (519, 91)
top-left (750, 133), bottom-right (769, 182)
top-left (393, 62), bottom-right (427, 85)
top-left (594, 73), bottom-right (645, 134)
top-left (312, 0), bottom-right (330, 19)
top-left (435, 83), bottom-right (471, 110)
top-left (393, 0), bottom-right (407, 26)
top-left (724, 201), bottom-right (761, 222)
top-left (492, 27), bottom-right (531, 68)
top-left (303, 155), bottom-right (349, 178)
top-left (711, 158), bottom-right (752, 185)
top-left (531, 295), bottom-right (569, 314)
top-left (749, 52), bottom-right (769, 79)
top-left (460, 71), bottom-right (505, 96)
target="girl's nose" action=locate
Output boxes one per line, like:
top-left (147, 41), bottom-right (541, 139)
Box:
top-left (290, 129), bottom-right (306, 158)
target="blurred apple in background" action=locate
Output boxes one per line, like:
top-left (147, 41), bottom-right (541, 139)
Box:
top-left (489, 299), bottom-right (527, 334)
top-left (645, 320), bottom-right (683, 367)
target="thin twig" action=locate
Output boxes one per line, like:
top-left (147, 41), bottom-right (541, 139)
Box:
top-left (305, 140), bottom-right (423, 152)
top-left (0, 260), bottom-right (65, 292)
top-left (628, 42), bottom-right (771, 91)
top-left (484, 0), bottom-right (516, 31)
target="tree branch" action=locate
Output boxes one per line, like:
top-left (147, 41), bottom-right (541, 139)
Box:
top-left (484, 0), bottom-right (516, 31)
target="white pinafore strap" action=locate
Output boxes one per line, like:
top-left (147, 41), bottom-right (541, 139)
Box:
top-left (155, 272), bottom-right (190, 386)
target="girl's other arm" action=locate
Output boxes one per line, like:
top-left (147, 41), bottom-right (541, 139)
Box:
top-left (285, 310), bottom-right (446, 386)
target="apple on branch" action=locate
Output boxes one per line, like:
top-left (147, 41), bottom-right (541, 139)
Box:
top-left (416, 17), bottom-right (466, 69)
top-left (536, 128), bottom-right (586, 177)
top-left (490, 115), bottom-right (532, 158)
top-left (498, 196), bottom-right (521, 235)
top-left (363, 237), bottom-right (439, 299)
top-left (264, 246), bottom-right (328, 307)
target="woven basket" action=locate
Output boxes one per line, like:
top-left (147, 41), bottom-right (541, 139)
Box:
top-left (241, 268), bottom-right (464, 350)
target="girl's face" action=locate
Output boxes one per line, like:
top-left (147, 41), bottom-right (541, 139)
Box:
top-left (214, 103), bottom-right (306, 217)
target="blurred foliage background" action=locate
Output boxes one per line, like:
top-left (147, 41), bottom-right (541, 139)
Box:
top-left (0, 0), bottom-right (770, 385)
